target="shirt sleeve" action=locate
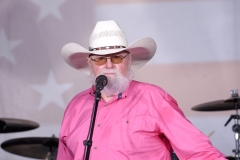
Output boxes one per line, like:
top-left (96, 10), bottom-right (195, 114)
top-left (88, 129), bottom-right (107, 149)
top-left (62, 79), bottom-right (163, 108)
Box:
top-left (56, 96), bottom-right (78, 160)
top-left (56, 137), bottom-right (73, 160)
top-left (156, 91), bottom-right (227, 160)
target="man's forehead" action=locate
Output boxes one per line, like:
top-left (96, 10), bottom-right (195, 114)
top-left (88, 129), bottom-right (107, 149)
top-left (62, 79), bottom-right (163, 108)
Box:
top-left (89, 50), bottom-right (129, 57)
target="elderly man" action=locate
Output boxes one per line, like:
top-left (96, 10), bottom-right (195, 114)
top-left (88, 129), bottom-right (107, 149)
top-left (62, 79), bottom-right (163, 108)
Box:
top-left (57, 20), bottom-right (226, 160)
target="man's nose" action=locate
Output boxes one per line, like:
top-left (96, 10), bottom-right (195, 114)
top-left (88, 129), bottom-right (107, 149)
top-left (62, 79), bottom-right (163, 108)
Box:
top-left (105, 58), bottom-right (114, 68)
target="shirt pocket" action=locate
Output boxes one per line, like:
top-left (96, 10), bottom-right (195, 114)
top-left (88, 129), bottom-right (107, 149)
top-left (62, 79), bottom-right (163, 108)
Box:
top-left (109, 117), bottom-right (144, 152)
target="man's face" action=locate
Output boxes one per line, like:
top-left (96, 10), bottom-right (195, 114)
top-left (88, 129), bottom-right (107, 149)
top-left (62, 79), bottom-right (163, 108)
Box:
top-left (87, 51), bottom-right (132, 78)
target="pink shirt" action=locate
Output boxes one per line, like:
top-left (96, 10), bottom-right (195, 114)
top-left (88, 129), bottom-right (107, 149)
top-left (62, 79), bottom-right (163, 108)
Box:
top-left (57, 80), bottom-right (226, 160)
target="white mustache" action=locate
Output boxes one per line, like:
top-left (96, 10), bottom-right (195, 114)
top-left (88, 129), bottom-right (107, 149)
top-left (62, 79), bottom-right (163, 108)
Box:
top-left (101, 69), bottom-right (119, 74)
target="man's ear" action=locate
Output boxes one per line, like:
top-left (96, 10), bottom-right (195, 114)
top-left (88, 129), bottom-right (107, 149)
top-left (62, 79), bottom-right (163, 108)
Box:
top-left (129, 53), bottom-right (132, 63)
top-left (86, 57), bottom-right (91, 66)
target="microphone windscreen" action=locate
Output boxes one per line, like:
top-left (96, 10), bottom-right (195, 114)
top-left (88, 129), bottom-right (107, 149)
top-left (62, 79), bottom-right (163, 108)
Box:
top-left (95, 75), bottom-right (108, 92)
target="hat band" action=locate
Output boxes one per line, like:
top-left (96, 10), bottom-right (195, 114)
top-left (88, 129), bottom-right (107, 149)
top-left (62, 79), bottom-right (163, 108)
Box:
top-left (89, 45), bottom-right (126, 51)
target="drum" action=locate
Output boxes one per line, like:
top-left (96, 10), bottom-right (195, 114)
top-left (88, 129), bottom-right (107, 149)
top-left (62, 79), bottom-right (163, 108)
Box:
top-left (226, 156), bottom-right (240, 160)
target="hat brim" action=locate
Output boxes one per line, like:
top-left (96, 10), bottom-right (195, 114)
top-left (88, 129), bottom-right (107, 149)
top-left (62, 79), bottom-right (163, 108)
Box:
top-left (61, 37), bottom-right (156, 75)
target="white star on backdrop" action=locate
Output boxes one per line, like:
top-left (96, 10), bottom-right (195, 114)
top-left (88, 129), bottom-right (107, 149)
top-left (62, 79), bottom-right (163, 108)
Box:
top-left (0, 30), bottom-right (21, 64)
top-left (31, 71), bottom-right (73, 110)
top-left (31, 0), bottom-right (66, 21)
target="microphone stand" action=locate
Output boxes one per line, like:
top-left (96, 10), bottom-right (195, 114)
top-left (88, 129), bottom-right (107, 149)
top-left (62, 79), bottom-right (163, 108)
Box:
top-left (83, 89), bottom-right (101, 160)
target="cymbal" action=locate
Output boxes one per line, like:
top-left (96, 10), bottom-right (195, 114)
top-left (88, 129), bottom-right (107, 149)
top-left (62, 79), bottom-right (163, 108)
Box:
top-left (0, 118), bottom-right (39, 133)
top-left (226, 156), bottom-right (236, 160)
top-left (192, 97), bottom-right (240, 111)
top-left (1, 136), bottom-right (58, 159)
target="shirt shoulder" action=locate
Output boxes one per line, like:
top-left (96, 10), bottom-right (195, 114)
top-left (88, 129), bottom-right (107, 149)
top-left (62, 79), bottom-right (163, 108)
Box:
top-left (129, 80), bottom-right (177, 105)
top-left (63, 87), bottom-right (93, 117)
top-left (73, 87), bottom-right (92, 100)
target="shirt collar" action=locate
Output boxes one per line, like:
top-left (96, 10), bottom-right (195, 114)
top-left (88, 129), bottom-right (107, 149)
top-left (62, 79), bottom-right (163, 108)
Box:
top-left (88, 80), bottom-right (133, 99)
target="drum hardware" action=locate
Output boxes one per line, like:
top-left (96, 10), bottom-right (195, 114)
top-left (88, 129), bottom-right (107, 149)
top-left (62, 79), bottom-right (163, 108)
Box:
top-left (0, 118), bottom-right (39, 133)
top-left (224, 90), bottom-right (240, 160)
top-left (207, 130), bottom-right (215, 137)
top-left (192, 89), bottom-right (240, 159)
top-left (1, 135), bottom-right (58, 160)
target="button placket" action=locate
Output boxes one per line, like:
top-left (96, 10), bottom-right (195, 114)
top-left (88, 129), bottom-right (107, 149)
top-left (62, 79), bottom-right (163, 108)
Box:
top-left (92, 103), bottom-right (105, 155)
top-left (93, 101), bottom-right (114, 153)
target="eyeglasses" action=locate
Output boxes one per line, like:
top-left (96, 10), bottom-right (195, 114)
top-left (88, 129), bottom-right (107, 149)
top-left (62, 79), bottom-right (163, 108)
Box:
top-left (89, 53), bottom-right (129, 66)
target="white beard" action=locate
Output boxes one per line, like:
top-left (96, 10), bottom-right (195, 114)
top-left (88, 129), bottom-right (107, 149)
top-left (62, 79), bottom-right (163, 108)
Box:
top-left (90, 68), bottom-right (133, 96)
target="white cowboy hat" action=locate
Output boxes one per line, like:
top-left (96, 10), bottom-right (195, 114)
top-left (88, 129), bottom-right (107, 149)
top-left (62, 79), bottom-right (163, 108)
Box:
top-left (61, 20), bottom-right (157, 75)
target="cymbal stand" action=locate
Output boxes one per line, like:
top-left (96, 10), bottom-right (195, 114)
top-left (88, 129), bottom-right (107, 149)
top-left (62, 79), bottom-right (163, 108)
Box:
top-left (43, 135), bottom-right (58, 160)
top-left (225, 90), bottom-right (240, 160)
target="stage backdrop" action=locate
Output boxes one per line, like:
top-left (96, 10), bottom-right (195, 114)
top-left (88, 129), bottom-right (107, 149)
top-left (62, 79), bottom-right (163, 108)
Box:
top-left (0, 0), bottom-right (239, 159)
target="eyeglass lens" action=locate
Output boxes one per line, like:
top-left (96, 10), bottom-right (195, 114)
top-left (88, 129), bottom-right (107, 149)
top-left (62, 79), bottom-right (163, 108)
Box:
top-left (91, 53), bottom-right (128, 66)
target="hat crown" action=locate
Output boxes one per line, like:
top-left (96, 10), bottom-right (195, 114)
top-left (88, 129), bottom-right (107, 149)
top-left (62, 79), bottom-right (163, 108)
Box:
top-left (89, 20), bottom-right (128, 50)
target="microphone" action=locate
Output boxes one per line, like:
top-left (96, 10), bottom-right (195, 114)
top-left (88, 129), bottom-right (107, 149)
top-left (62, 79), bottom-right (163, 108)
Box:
top-left (95, 75), bottom-right (108, 92)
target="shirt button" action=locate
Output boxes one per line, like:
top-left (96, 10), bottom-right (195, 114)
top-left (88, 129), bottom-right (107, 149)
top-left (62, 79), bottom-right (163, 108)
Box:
top-left (94, 146), bottom-right (98, 149)
top-left (97, 124), bottom-right (100, 127)
top-left (104, 104), bottom-right (108, 107)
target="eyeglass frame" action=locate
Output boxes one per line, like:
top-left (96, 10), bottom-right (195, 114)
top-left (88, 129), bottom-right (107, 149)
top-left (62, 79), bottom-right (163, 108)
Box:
top-left (88, 51), bottom-right (130, 66)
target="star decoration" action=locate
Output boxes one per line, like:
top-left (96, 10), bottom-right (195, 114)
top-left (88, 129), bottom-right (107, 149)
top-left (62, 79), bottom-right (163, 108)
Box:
top-left (31, 71), bottom-right (73, 110)
top-left (0, 30), bottom-right (21, 64)
top-left (31, 0), bottom-right (66, 21)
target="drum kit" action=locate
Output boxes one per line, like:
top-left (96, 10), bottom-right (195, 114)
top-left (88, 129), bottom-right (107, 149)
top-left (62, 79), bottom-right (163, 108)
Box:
top-left (0, 118), bottom-right (58, 160)
top-left (192, 89), bottom-right (240, 160)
